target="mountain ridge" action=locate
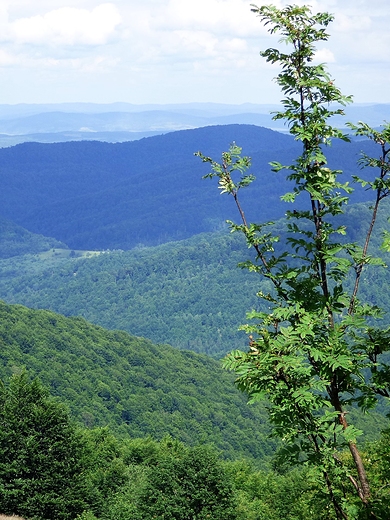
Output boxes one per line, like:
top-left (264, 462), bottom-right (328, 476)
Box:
top-left (0, 124), bottom-right (377, 251)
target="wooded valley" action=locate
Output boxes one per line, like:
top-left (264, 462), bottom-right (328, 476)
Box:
top-left (1, 4), bottom-right (390, 519)
top-left (0, 122), bottom-right (390, 518)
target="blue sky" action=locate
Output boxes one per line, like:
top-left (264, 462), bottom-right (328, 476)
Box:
top-left (0, 0), bottom-right (389, 105)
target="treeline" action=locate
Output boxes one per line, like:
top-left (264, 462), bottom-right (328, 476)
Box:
top-left (2, 372), bottom-right (389, 520)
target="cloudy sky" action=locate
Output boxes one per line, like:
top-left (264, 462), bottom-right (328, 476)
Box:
top-left (0, 0), bottom-right (389, 105)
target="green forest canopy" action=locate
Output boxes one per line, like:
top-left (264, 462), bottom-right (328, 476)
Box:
top-left (0, 300), bottom-right (277, 464)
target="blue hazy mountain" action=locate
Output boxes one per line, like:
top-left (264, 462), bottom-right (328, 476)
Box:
top-left (0, 102), bottom-right (388, 147)
top-left (0, 124), bottom-right (378, 251)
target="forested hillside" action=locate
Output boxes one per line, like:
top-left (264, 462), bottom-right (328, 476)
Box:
top-left (0, 231), bottom-right (256, 357)
top-left (1, 200), bottom-right (389, 358)
top-left (0, 217), bottom-right (66, 259)
top-left (0, 302), bottom-right (387, 520)
top-left (0, 124), bottom-right (378, 251)
top-left (0, 300), bottom-right (277, 463)
top-left (4, 370), bottom-right (387, 520)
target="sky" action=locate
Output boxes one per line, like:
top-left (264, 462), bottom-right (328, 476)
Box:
top-left (0, 0), bottom-right (389, 106)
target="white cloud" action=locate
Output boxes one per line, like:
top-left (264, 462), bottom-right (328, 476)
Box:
top-left (314, 48), bottom-right (335, 64)
top-left (151, 0), bottom-right (262, 37)
top-left (0, 0), bottom-right (389, 104)
top-left (333, 13), bottom-right (372, 32)
top-left (9, 3), bottom-right (121, 46)
top-left (168, 31), bottom-right (219, 58)
top-left (0, 49), bottom-right (18, 66)
top-left (34, 54), bottom-right (120, 71)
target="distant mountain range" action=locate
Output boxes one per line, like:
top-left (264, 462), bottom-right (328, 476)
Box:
top-left (0, 102), bottom-right (388, 146)
top-left (0, 121), bottom-right (388, 359)
top-left (0, 104), bottom-right (389, 476)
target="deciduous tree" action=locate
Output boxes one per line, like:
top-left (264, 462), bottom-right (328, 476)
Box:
top-left (0, 372), bottom-right (87, 520)
top-left (197, 4), bottom-right (390, 519)
top-left (136, 444), bottom-right (238, 520)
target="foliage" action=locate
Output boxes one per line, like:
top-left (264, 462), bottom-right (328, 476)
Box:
top-left (0, 370), bottom-right (386, 520)
top-left (75, 512), bottom-right (99, 520)
top-left (0, 372), bottom-right (87, 520)
top-left (74, 431), bottom-right (390, 520)
top-left (134, 444), bottom-right (238, 520)
top-left (0, 373), bottom-right (241, 520)
top-left (78, 436), bottom-right (241, 520)
top-left (80, 428), bottom-right (129, 517)
top-left (363, 428), bottom-right (390, 516)
top-left (226, 459), bottom-right (337, 520)
top-left (198, 4), bottom-right (390, 519)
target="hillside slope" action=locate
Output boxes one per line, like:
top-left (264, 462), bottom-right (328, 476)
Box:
top-left (0, 217), bottom-right (66, 259)
top-left (0, 231), bottom-right (257, 357)
top-left (0, 301), bottom-right (275, 463)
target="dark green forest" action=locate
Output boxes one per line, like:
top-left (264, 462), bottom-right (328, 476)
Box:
top-left (0, 300), bottom-right (277, 462)
top-left (0, 313), bottom-right (389, 520)
top-left (6, 371), bottom-right (388, 520)
top-left (1, 369), bottom-right (389, 520)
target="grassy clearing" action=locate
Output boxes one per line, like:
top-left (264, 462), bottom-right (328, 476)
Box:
top-left (0, 515), bottom-right (26, 520)
top-left (37, 248), bottom-right (104, 261)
